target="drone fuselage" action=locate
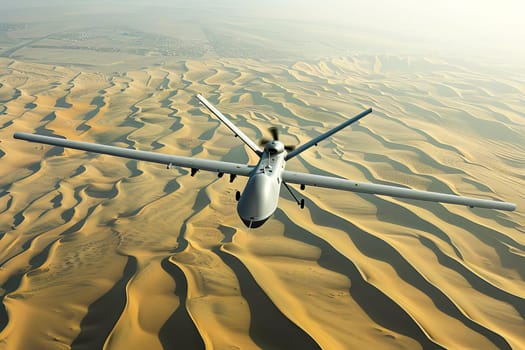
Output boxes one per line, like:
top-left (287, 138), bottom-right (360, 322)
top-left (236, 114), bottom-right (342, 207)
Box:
top-left (237, 141), bottom-right (286, 228)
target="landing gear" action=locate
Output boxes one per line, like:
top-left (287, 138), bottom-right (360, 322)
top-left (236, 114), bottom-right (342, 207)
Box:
top-left (282, 181), bottom-right (306, 209)
top-left (236, 190), bottom-right (241, 201)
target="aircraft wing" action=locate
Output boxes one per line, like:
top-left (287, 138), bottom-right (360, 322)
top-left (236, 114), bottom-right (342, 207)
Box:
top-left (285, 108), bottom-right (372, 161)
top-left (282, 170), bottom-right (516, 211)
top-left (195, 94), bottom-right (263, 156)
top-left (14, 132), bottom-right (255, 177)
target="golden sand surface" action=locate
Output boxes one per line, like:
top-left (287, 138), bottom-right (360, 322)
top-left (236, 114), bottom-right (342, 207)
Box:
top-left (0, 55), bottom-right (524, 349)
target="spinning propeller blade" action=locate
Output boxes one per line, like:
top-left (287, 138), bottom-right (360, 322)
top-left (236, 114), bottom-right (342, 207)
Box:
top-left (259, 126), bottom-right (296, 151)
top-left (269, 127), bottom-right (279, 141)
top-left (259, 137), bottom-right (272, 146)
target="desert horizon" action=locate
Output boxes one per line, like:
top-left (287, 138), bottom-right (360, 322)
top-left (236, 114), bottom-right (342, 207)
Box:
top-left (1, 2), bottom-right (525, 349)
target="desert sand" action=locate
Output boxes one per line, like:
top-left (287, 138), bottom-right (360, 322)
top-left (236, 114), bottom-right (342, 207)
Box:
top-left (0, 55), bottom-right (524, 350)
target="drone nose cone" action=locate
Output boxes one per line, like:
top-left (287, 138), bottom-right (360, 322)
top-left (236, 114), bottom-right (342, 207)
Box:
top-left (237, 174), bottom-right (279, 228)
top-left (241, 217), bottom-right (269, 229)
top-left (264, 141), bottom-right (284, 154)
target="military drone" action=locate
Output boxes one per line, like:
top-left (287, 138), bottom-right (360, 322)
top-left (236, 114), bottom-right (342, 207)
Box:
top-left (15, 94), bottom-right (516, 228)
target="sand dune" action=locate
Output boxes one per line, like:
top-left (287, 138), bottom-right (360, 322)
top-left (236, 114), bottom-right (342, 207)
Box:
top-left (0, 55), bottom-right (524, 349)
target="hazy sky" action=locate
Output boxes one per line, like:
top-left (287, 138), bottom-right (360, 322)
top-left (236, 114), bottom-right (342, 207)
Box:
top-left (242, 0), bottom-right (525, 58)
top-left (2, 0), bottom-right (524, 61)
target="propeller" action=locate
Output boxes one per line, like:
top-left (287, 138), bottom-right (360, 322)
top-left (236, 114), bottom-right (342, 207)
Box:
top-left (258, 127), bottom-right (296, 151)
top-left (269, 127), bottom-right (279, 141)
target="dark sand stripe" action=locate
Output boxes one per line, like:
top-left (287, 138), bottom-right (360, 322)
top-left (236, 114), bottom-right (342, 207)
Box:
top-left (274, 209), bottom-right (443, 349)
top-left (427, 205), bottom-right (525, 280)
top-left (213, 245), bottom-right (322, 350)
top-left (0, 236), bottom-right (60, 332)
top-left (156, 183), bottom-right (215, 349)
top-left (0, 190), bottom-right (12, 216)
top-left (302, 202), bottom-right (512, 349)
top-left (419, 236), bottom-right (525, 321)
top-left (158, 258), bottom-right (205, 350)
top-left (71, 256), bottom-right (137, 350)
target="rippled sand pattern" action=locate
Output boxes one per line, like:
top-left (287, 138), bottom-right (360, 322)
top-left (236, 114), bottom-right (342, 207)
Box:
top-left (1, 56), bottom-right (524, 349)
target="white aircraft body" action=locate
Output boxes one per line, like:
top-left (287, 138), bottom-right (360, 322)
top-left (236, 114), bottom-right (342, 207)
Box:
top-left (14, 94), bottom-right (516, 228)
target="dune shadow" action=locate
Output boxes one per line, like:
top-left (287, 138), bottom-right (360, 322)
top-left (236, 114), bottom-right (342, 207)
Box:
top-left (274, 208), bottom-right (444, 349)
top-left (71, 256), bottom-right (137, 350)
top-left (283, 200), bottom-right (512, 349)
top-left (158, 257), bottom-right (205, 350)
top-left (212, 245), bottom-right (321, 350)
